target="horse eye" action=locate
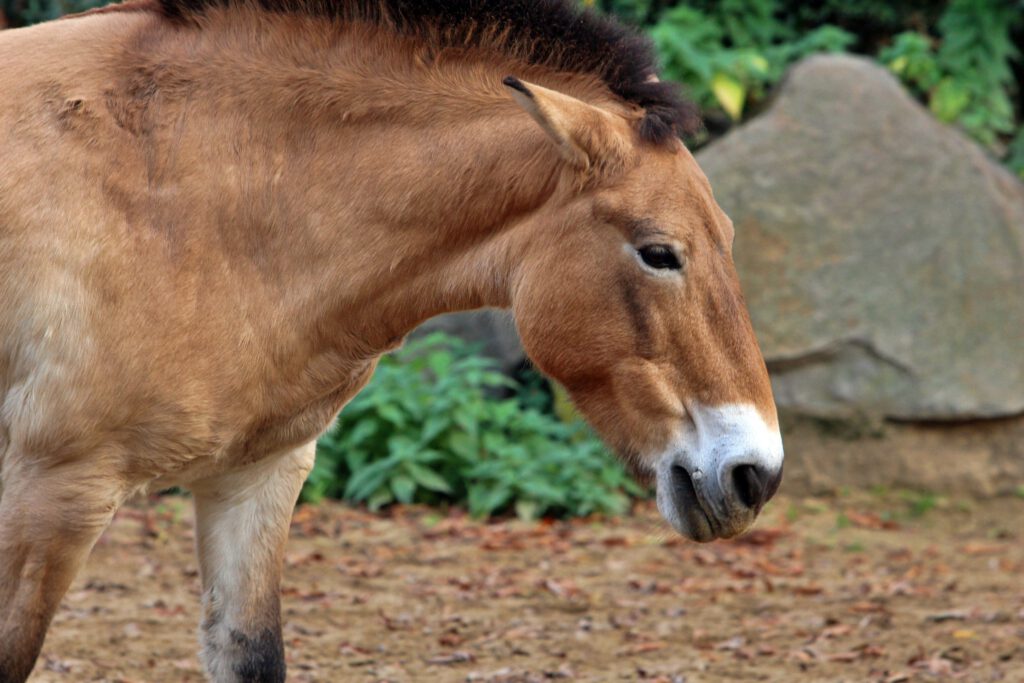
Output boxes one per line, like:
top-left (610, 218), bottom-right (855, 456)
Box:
top-left (638, 245), bottom-right (681, 271)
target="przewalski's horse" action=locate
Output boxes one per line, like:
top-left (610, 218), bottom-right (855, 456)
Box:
top-left (0, 0), bottom-right (784, 680)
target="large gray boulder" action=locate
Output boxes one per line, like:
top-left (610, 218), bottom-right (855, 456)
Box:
top-left (697, 54), bottom-right (1024, 420)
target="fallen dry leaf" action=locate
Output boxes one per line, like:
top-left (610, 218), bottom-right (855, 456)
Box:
top-left (425, 651), bottom-right (475, 665)
top-left (620, 641), bottom-right (668, 655)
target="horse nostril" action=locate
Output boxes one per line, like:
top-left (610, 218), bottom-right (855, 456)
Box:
top-left (729, 463), bottom-right (783, 511)
top-left (731, 464), bottom-right (766, 510)
top-left (670, 464), bottom-right (698, 507)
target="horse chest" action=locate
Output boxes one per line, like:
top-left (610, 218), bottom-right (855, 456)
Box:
top-left (236, 392), bottom-right (352, 463)
top-left (143, 388), bottom-right (349, 490)
top-left (164, 357), bottom-right (379, 485)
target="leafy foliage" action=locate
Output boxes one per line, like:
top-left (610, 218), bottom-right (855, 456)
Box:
top-left (602, 0), bottom-right (856, 126)
top-left (933, 0), bottom-right (1019, 146)
top-left (0, 0), bottom-right (104, 26)
top-left (598, 0), bottom-right (1023, 176)
top-left (882, 1), bottom-right (1021, 150)
top-left (880, 31), bottom-right (943, 93)
top-left (304, 334), bottom-right (643, 519)
top-left (649, 1), bottom-right (853, 129)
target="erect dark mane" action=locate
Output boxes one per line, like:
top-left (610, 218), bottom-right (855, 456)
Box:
top-left (155, 0), bottom-right (700, 143)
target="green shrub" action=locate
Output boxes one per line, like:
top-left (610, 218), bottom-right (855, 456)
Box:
top-left (597, 0), bottom-right (1022, 173)
top-left (1, 0), bottom-right (105, 26)
top-left (933, 0), bottom-right (1020, 147)
top-left (303, 333), bottom-right (643, 520)
top-left (881, 1), bottom-right (1021, 150)
top-left (646, 2), bottom-right (854, 126)
top-left (880, 31), bottom-right (943, 93)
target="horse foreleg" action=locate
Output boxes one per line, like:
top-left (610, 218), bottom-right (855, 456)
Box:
top-left (0, 460), bottom-right (125, 683)
top-left (190, 443), bottom-right (315, 683)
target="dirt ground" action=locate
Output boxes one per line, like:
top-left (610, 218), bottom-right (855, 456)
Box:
top-left (28, 491), bottom-right (1024, 683)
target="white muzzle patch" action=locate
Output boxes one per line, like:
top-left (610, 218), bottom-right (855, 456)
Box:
top-left (654, 403), bottom-right (783, 541)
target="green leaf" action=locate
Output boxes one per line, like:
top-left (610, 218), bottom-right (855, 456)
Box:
top-left (367, 486), bottom-right (394, 511)
top-left (447, 432), bottom-right (478, 461)
top-left (453, 408), bottom-right (480, 438)
top-left (405, 462), bottom-right (453, 494)
top-left (345, 419), bottom-right (379, 446)
top-left (711, 71), bottom-right (746, 120)
top-left (390, 474), bottom-right (416, 504)
top-left (387, 434), bottom-right (420, 459)
top-left (515, 499), bottom-right (541, 521)
top-left (343, 456), bottom-right (397, 501)
top-left (519, 480), bottom-right (567, 504)
top-left (426, 350), bottom-right (453, 377)
top-left (930, 78), bottom-right (971, 122)
top-left (344, 448), bottom-right (369, 474)
top-left (419, 414), bottom-right (450, 444)
top-left (376, 403), bottom-right (406, 428)
top-left (468, 486), bottom-right (513, 517)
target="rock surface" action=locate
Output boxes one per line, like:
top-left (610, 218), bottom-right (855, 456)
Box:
top-left (780, 413), bottom-right (1024, 496)
top-left (697, 54), bottom-right (1024, 420)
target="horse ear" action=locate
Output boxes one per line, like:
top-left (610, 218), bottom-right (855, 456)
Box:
top-left (502, 76), bottom-right (631, 174)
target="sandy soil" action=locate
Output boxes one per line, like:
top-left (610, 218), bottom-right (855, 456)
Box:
top-left (27, 492), bottom-right (1024, 682)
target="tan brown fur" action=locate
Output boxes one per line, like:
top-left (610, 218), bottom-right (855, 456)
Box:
top-left (0, 5), bottom-right (776, 681)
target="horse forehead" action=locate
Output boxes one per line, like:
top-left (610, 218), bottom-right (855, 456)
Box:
top-left (613, 152), bottom-right (716, 219)
top-left (611, 189), bottom-right (723, 248)
top-left (648, 166), bottom-right (731, 247)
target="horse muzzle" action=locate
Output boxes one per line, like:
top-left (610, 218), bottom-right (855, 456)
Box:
top-left (654, 403), bottom-right (784, 542)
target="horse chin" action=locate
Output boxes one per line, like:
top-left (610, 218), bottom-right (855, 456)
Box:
top-left (656, 487), bottom-right (755, 542)
top-left (668, 507), bottom-right (719, 543)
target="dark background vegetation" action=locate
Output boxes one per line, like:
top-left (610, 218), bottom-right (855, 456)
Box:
top-left (2, 0), bottom-right (1021, 519)
top-left (600, 0), bottom-right (1024, 177)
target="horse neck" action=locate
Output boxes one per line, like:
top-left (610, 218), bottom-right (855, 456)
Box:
top-left (137, 12), bottom-right (570, 357)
